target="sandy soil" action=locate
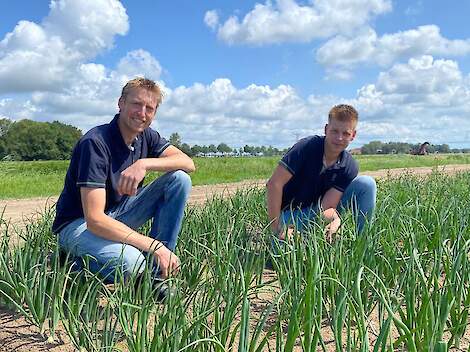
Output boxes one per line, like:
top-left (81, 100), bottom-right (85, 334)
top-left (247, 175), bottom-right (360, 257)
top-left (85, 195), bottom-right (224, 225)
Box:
top-left (2, 163), bottom-right (470, 227)
top-left (1, 164), bottom-right (470, 351)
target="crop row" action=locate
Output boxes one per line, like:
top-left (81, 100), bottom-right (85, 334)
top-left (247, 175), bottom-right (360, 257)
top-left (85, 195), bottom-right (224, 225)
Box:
top-left (0, 171), bottom-right (469, 351)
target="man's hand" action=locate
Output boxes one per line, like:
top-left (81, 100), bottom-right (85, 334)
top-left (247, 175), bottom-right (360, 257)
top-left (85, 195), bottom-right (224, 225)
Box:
top-left (118, 160), bottom-right (147, 196)
top-left (153, 243), bottom-right (180, 279)
top-left (324, 217), bottom-right (341, 243)
top-left (277, 225), bottom-right (297, 241)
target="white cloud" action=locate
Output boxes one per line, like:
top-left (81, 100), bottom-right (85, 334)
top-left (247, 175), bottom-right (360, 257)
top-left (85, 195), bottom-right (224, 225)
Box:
top-left (43, 0), bottom-right (129, 59)
top-left (206, 0), bottom-right (392, 45)
top-left (204, 10), bottom-right (219, 30)
top-left (1, 1), bottom-right (469, 149)
top-left (316, 25), bottom-right (470, 68)
top-left (156, 78), bottom-right (319, 147)
top-left (2, 57), bottom-right (470, 148)
top-left (352, 56), bottom-right (470, 145)
top-left (116, 50), bottom-right (162, 79)
top-left (0, 0), bottom-right (128, 94)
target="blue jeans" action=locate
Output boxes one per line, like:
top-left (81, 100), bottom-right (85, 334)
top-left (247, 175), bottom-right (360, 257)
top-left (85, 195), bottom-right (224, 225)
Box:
top-left (281, 175), bottom-right (377, 233)
top-left (58, 170), bottom-right (192, 282)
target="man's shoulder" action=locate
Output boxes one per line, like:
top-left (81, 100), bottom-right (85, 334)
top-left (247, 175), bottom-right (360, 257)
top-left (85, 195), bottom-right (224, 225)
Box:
top-left (71, 123), bottom-right (114, 159)
top-left (290, 135), bottom-right (324, 154)
top-left (299, 135), bottom-right (324, 146)
top-left (142, 126), bottom-right (160, 140)
top-left (80, 122), bottom-right (113, 145)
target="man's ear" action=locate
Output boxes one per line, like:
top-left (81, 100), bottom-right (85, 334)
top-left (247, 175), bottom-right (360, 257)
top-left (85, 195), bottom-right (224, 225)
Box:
top-left (118, 97), bottom-right (124, 112)
top-left (324, 123), bottom-right (328, 135)
top-left (351, 129), bottom-right (357, 141)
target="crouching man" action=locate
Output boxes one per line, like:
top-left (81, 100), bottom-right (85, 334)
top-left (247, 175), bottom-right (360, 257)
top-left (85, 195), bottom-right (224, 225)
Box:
top-left (267, 104), bottom-right (376, 241)
top-left (52, 77), bottom-right (194, 287)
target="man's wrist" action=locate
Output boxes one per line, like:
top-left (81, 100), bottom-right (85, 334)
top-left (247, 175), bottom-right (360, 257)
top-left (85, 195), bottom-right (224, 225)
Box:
top-left (148, 239), bottom-right (165, 254)
top-left (136, 158), bottom-right (148, 171)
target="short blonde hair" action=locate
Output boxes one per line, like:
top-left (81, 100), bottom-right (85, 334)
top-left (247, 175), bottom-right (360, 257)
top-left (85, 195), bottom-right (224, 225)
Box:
top-left (120, 77), bottom-right (163, 107)
top-left (328, 104), bottom-right (358, 125)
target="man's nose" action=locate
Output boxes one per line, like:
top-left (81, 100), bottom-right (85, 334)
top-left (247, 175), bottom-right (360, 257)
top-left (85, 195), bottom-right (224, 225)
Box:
top-left (137, 105), bottom-right (147, 116)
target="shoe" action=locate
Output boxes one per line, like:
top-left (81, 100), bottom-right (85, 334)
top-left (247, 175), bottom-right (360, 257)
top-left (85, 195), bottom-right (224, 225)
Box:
top-left (152, 278), bottom-right (176, 303)
top-left (264, 257), bottom-right (274, 270)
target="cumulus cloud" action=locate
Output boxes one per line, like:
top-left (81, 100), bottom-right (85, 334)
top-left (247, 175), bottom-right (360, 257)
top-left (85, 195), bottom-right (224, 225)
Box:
top-left (156, 78), bottom-right (320, 147)
top-left (316, 25), bottom-right (470, 69)
top-left (1, 1), bottom-right (469, 149)
top-left (204, 10), bottom-right (219, 30)
top-left (352, 56), bottom-right (470, 145)
top-left (2, 55), bottom-right (470, 148)
top-left (116, 50), bottom-right (163, 79)
top-left (0, 0), bottom-right (128, 94)
top-left (205, 0), bottom-right (392, 45)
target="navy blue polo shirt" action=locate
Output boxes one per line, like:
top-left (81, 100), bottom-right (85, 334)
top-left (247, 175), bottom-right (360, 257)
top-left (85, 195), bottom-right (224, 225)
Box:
top-left (280, 135), bottom-right (358, 209)
top-left (52, 114), bottom-right (170, 233)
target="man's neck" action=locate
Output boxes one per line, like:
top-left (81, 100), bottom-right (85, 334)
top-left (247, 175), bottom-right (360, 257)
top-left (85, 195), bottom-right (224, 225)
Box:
top-left (323, 146), bottom-right (341, 167)
top-left (117, 117), bottom-right (137, 146)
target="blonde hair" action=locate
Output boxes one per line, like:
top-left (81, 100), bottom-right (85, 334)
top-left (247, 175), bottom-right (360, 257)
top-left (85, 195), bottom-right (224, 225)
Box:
top-left (120, 77), bottom-right (163, 107)
top-left (328, 104), bottom-right (358, 124)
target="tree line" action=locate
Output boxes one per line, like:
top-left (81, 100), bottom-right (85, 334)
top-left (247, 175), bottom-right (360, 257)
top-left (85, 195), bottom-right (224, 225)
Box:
top-left (360, 140), bottom-right (469, 155)
top-left (1, 118), bottom-right (467, 161)
top-left (0, 118), bottom-right (82, 161)
top-left (168, 133), bottom-right (284, 157)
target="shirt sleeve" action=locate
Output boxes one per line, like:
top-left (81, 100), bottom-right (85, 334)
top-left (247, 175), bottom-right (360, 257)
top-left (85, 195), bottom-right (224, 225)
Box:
top-left (76, 138), bottom-right (109, 188)
top-left (279, 138), bottom-right (311, 175)
top-left (147, 129), bottom-right (170, 157)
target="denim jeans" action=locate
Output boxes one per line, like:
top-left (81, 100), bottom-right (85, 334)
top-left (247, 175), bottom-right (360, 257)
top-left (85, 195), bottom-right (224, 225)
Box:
top-left (58, 170), bottom-right (192, 281)
top-left (281, 175), bottom-right (377, 233)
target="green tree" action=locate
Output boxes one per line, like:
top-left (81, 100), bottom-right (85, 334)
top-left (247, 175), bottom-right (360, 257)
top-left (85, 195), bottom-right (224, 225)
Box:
top-left (191, 144), bottom-right (204, 155)
top-left (0, 118), bottom-right (12, 137)
top-left (0, 119), bottom-right (82, 160)
top-left (217, 143), bottom-right (232, 153)
top-left (208, 144), bottom-right (217, 153)
top-left (169, 132), bottom-right (182, 148)
top-left (180, 143), bottom-right (193, 156)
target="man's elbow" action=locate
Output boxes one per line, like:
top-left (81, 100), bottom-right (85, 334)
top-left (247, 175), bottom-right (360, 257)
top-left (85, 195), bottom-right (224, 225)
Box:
top-left (185, 158), bottom-right (196, 173)
top-left (84, 213), bottom-right (106, 234)
top-left (266, 177), bottom-right (279, 191)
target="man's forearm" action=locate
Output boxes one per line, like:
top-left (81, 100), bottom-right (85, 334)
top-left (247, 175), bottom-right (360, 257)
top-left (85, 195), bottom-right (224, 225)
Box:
top-left (266, 183), bottom-right (283, 233)
top-left (86, 213), bottom-right (164, 254)
top-left (139, 154), bottom-right (195, 173)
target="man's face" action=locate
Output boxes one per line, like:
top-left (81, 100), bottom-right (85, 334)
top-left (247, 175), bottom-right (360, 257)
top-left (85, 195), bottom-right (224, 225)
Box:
top-left (324, 118), bottom-right (357, 154)
top-left (118, 87), bottom-right (158, 136)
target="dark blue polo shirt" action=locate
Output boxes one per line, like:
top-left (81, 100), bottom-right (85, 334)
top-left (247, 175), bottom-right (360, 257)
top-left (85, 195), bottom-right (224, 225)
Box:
top-left (280, 135), bottom-right (358, 209)
top-left (52, 114), bottom-right (170, 233)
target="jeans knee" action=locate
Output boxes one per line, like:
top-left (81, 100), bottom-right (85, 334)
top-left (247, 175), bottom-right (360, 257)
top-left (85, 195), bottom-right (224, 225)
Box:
top-left (171, 170), bottom-right (192, 193)
top-left (355, 175), bottom-right (377, 195)
top-left (121, 246), bottom-right (147, 276)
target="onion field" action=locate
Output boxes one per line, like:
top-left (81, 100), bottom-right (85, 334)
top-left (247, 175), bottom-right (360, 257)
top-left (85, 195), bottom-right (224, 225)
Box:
top-left (1, 171), bottom-right (469, 351)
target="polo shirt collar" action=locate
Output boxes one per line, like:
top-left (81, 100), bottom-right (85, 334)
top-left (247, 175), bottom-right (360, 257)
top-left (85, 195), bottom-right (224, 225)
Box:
top-left (110, 114), bottom-right (133, 152)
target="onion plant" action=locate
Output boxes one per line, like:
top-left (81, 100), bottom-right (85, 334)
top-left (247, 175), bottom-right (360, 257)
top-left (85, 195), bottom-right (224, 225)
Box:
top-left (0, 171), bottom-right (469, 351)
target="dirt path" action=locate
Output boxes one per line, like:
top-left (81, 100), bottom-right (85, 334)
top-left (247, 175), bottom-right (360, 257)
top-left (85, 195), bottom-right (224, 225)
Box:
top-left (1, 164), bottom-right (470, 227)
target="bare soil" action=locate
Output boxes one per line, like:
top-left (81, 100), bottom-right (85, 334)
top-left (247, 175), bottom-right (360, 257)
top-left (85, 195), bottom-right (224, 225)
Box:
top-left (1, 164), bottom-right (470, 351)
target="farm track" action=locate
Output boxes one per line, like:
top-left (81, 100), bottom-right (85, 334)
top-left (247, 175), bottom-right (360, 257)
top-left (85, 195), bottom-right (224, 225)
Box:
top-left (1, 163), bottom-right (470, 227)
top-left (1, 163), bottom-right (470, 352)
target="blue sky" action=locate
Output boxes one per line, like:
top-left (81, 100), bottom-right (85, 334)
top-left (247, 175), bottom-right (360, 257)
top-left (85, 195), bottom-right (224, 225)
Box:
top-left (1, 0), bottom-right (469, 149)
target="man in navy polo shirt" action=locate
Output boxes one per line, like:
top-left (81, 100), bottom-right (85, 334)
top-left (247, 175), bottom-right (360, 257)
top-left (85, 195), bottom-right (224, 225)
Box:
top-left (266, 104), bottom-right (376, 240)
top-left (53, 77), bottom-right (194, 283)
